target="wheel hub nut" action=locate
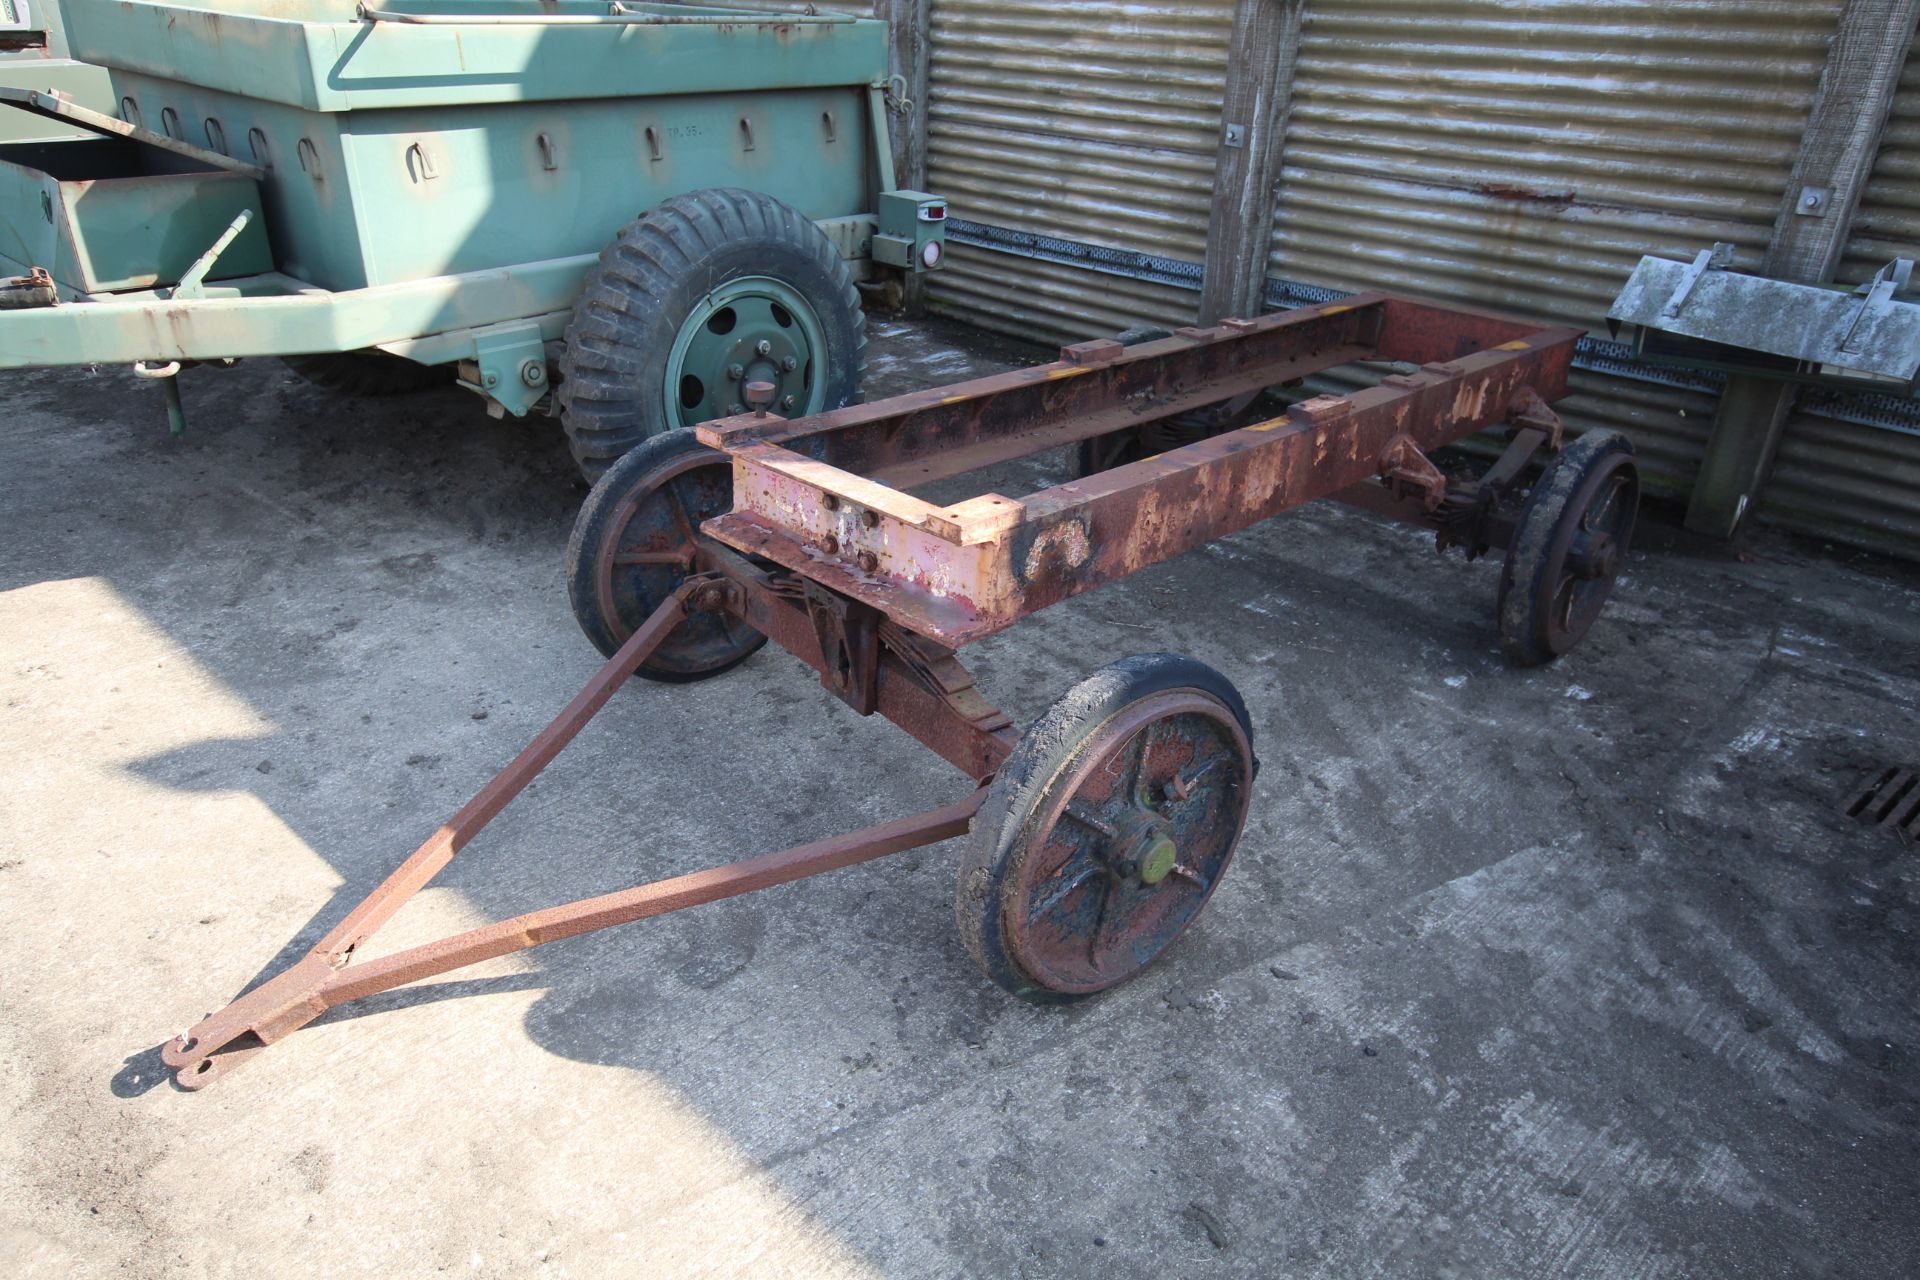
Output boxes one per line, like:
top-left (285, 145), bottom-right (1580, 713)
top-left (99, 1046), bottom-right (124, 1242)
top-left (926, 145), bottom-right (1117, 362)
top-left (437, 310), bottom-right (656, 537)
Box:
top-left (1137, 834), bottom-right (1179, 885)
top-left (1107, 809), bottom-right (1181, 885)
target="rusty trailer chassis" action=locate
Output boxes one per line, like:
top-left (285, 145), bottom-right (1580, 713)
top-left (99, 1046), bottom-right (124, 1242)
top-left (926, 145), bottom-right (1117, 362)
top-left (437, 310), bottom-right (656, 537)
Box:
top-left (163, 295), bottom-right (1631, 1090)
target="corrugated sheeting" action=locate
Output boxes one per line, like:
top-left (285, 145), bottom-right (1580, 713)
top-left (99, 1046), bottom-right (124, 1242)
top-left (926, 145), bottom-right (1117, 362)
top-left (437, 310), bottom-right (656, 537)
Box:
top-left (1760, 414), bottom-right (1920, 550)
top-left (922, 0), bottom-right (1234, 341)
top-left (1766, 28), bottom-right (1920, 552)
top-left (1265, 0), bottom-right (1841, 491)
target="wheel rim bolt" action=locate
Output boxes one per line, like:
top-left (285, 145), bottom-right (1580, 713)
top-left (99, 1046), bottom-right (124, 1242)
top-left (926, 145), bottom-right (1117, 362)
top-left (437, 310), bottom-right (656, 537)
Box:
top-left (781, 356), bottom-right (798, 372)
top-left (755, 340), bottom-right (772, 357)
top-left (727, 363), bottom-right (745, 380)
top-left (781, 394), bottom-right (797, 410)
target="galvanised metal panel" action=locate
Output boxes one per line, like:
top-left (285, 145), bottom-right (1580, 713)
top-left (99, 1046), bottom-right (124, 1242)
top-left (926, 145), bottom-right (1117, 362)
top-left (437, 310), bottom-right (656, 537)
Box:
top-left (1759, 410), bottom-right (1920, 553)
top-left (932, 244), bottom-right (1206, 346)
top-left (1265, 0), bottom-right (1842, 491)
top-left (923, 0), bottom-right (1235, 342)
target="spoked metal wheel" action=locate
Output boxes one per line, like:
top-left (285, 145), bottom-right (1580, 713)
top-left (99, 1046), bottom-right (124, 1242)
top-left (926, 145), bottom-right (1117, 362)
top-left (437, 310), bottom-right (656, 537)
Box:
top-left (564, 429), bottom-right (765, 682)
top-left (1497, 428), bottom-right (1640, 667)
top-left (665, 275), bottom-right (828, 426)
top-left (957, 653), bottom-right (1256, 1002)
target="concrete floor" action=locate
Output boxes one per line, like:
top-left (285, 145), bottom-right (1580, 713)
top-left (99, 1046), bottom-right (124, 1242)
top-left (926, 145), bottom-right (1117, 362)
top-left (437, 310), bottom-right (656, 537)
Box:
top-left (2, 314), bottom-right (1918, 1279)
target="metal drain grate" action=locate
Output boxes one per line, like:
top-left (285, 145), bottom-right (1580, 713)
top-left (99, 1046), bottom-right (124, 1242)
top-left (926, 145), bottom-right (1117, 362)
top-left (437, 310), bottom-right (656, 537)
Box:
top-left (1844, 768), bottom-right (1920, 841)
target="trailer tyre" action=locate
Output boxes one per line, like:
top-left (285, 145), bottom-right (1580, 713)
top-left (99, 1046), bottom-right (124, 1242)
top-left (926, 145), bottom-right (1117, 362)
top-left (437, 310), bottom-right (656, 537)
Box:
top-left (560, 188), bottom-right (865, 482)
top-left (1497, 428), bottom-right (1640, 667)
top-left (956, 653), bottom-right (1256, 1004)
top-left (281, 351), bottom-right (450, 396)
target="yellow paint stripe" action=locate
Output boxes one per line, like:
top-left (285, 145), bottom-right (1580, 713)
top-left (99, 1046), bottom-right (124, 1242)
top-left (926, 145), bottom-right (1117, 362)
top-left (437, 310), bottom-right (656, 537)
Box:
top-left (1495, 340), bottom-right (1531, 351)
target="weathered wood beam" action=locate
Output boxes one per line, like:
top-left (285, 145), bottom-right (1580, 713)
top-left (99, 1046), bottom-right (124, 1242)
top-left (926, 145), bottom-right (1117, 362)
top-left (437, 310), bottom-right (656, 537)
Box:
top-left (1686, 2), bottom-right (1920, 538)
top-left (872, 0), bottom-right (931, 311)
top-left (1198, 0), bottom-right (1307, 325)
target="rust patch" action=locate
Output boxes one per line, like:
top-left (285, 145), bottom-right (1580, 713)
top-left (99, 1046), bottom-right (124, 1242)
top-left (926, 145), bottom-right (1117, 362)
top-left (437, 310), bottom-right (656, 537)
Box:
top-left (1478, 182), bottom-right (1575, 212)
top-left (1022, 520), bottom-right (1091, 582)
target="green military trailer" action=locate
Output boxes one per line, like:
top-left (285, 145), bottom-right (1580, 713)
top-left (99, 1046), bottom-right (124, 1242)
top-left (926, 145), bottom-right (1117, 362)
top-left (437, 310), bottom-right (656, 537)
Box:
top-left (0, 1), bottom-right (948, 478)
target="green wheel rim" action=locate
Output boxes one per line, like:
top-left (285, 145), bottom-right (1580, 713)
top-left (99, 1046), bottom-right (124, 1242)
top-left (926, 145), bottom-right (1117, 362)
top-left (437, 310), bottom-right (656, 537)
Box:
top-left (662, 275), bottom-right (828, 428)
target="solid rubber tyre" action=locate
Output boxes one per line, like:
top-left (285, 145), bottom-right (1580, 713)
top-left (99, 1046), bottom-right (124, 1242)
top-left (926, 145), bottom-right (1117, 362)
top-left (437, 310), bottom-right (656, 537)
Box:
top-left (281, 351), bottom-right (449, 396)
top-left (1497, 428), bottom-right (1640, 667)
top-left (565, 428), bottom-right (765, 682)
top-left (956, 653), bottom-right (1256, 1003)
top-left (558, 188), bottom-right (865, 482)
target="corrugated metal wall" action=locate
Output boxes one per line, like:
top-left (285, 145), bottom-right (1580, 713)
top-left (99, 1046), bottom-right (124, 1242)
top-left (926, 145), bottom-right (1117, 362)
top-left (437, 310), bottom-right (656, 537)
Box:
top-left (922, 0), bottom-right (1235, 343)
top-left (1762, 27), bottom-right (1920, 550)
top-left (905, 1), bottom-right (1918, 553)
top-left (1265, 0), bottom-right (1840, 494)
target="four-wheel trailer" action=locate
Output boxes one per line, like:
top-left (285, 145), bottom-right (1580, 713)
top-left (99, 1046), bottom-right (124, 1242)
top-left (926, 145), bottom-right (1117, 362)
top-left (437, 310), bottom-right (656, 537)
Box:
top-left (0, 1), bottom-right (946, 478)
top-left (159, 295), bottom-right (1643, 1088)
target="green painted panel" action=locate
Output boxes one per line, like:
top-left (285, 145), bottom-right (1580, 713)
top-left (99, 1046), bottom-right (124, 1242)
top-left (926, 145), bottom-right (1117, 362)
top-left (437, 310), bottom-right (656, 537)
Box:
top-left (0, 135), bottom-right (271, 291)
top-left (342, 86), bottom-right (872, 285)
top-left (61, 2), bottom-right (887, 113)
top-left (0, 252), bottom-right (600, 365)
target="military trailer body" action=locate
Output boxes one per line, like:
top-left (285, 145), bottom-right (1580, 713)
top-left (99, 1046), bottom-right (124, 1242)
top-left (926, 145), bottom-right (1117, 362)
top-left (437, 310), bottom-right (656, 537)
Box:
top-left (0, 1), bottom-right (946, 476)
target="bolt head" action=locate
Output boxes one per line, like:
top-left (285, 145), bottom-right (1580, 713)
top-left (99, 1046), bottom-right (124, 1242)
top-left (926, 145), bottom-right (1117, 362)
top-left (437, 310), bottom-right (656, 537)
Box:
top-left (781, 355), bottom-right (798, 372)
top-left (781, 394), bottom-right (797, 410)
top-left (483, 371), bottom-right (498, 387)
top-left (755, 339), bottom-right (772, 357)
top-left (521, 361), bottom-right (545, 386)
top-left (727, 402), bottom-right (743, 415)
top-left (727, 363), bottom-right (745, 380)
top-left (855, 549), bottom-right (879, 573)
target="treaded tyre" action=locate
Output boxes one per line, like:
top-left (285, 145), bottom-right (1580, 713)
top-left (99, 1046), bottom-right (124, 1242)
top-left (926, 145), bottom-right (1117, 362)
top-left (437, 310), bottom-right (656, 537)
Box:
top-left (566, 429), bottom-right (765, 683)
top-left (957, 653), bottom-right (1256, 1003)
top-left (558, 188), bottom-right (866, 482)
top-left (282, 351), bottom-right (449, 396)
top-left (1497, 428), bottom-right (1640, 667)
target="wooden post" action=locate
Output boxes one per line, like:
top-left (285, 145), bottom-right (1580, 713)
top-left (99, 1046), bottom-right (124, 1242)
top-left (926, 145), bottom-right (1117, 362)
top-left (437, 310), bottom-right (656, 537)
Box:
top-left (1684, 2), bottom-right (1920, 538)
top-left (873, 0), bottom-right (931, 310)
top-left (1198, 0), bottom-right (1307, 326)
top-left (873, 0), bottom-right (930, 191)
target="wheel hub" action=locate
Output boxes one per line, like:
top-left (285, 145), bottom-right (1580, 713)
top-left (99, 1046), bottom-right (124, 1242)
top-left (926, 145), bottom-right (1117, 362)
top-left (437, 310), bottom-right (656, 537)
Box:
top-left (1568, 529), bottom-right (1618, 581)
top-left (665, 276), bottom-right (825, 426)
top-left (1106, 809), bottom-right (1181, 885)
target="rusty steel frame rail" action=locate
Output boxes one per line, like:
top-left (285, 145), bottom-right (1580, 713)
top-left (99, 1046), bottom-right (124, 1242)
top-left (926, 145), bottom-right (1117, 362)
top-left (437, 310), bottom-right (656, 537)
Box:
top-left (696, 294), bottom-right (1582, 647)
top-left (162, 575), bottom-right (992, 1090)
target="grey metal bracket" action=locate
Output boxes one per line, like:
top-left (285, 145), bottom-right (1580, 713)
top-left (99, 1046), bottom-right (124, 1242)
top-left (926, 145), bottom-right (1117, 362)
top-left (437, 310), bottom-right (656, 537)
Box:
top-left (1659, 242), bottom-right (1735, 320)
top-left (1839, 257), bottom-right (1915, 356)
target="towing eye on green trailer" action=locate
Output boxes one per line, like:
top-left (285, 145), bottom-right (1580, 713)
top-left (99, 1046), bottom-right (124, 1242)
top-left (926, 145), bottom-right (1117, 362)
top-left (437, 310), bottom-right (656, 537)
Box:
top-left (157, 296), bottom-right (1640, 1089)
